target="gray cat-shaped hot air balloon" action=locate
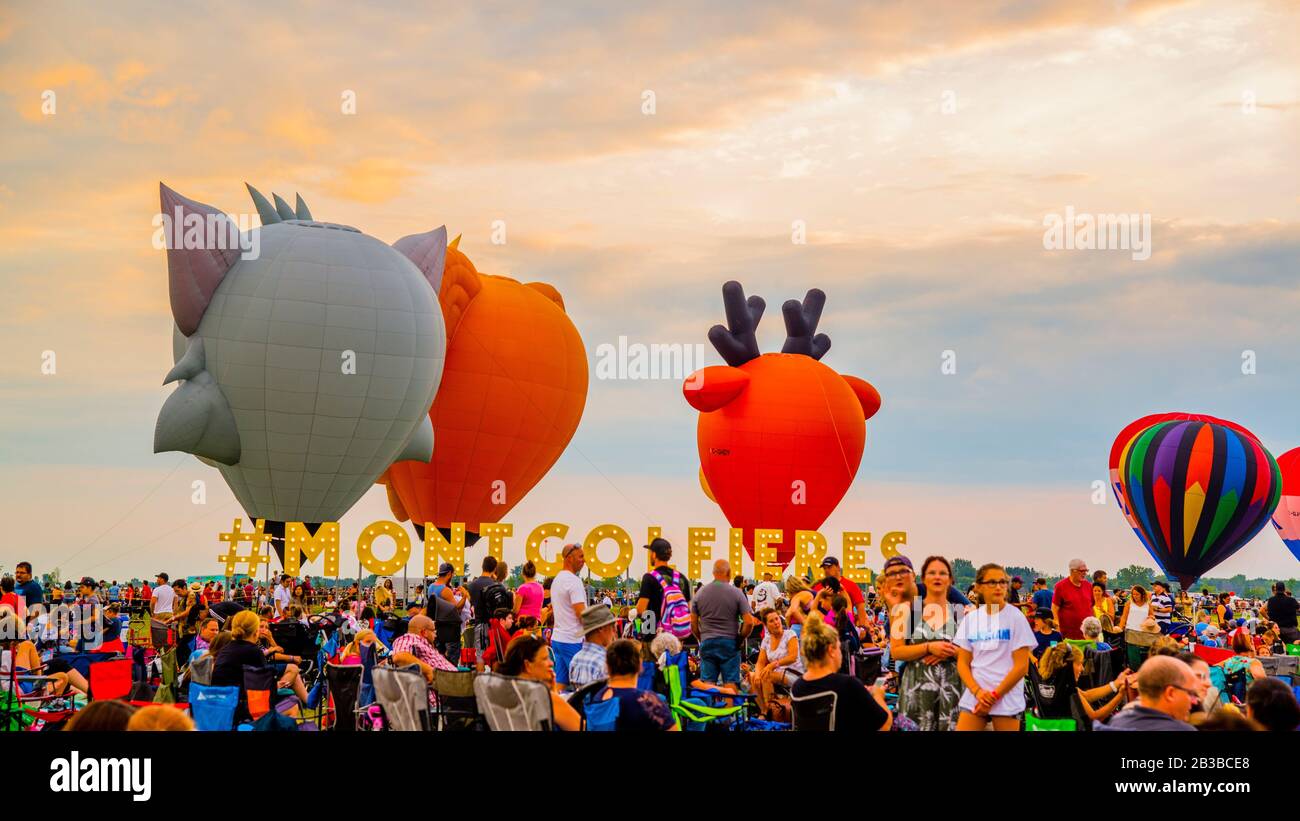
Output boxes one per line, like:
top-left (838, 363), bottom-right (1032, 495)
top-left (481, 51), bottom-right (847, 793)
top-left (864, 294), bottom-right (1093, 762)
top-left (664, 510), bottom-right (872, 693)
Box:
top-left (154, 183), bottom-right (448, 547)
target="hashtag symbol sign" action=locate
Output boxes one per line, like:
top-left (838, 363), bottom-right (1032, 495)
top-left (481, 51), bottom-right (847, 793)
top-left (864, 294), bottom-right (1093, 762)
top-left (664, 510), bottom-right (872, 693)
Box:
top-left (217, 518), bottom-right (273, 576)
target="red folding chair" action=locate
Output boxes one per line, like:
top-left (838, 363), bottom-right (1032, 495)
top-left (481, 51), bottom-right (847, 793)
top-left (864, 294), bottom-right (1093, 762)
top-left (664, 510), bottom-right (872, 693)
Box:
top-left (88, 658), bottom-right (133, 701)
top-left (1193, 644), bottom-right (1234, 665)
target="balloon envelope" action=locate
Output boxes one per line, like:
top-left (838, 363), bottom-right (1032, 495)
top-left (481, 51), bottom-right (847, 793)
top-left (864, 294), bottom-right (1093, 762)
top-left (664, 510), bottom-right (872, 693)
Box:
top-left (1270, 447), bottom-right (1300, 563)
top-left (1108, 412), bottom-right (1259, 551)
top-left (1117, 419), bottom-right (1281, 588)
top-left (693, 354), bottom-right (868, 566)
top-left (385, 244), bottom-right (587, 543)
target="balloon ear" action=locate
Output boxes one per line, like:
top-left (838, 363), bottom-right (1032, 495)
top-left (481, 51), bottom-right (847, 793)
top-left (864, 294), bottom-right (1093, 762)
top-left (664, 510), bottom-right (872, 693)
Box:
top-left (160, 183), bottom-right (241, 335)
top-left (525, 281), bottom-right (566, 312)
top-left (683, 366), bottom-right (750, 412)
top-left (842, 375), bottom-right (881, 420)
top-left (392, 225), bottom-right (449, 293)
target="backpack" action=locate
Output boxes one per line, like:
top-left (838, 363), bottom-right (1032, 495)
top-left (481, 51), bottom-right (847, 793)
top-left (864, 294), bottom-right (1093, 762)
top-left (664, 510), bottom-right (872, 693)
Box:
top-left (479, 582), bottom-right (513, 620)
top-left (653, 569), bottom-right (692, 639)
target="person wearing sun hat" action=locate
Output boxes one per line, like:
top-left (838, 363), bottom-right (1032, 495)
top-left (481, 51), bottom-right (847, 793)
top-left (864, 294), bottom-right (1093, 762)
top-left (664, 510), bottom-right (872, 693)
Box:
top-left (170, 580), bottom-right (207, 666)
top-left (568, 603), bottom-right (618, 688)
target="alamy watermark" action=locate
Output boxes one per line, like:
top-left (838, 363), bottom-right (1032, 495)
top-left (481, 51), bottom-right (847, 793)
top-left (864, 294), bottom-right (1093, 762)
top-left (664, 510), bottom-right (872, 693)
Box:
top-left (1043, 206), bottom-right (1151, 261)
top-left (152, 207), bottom-right (261, 260)
top-left (594, 336), bottom-right (707, 382)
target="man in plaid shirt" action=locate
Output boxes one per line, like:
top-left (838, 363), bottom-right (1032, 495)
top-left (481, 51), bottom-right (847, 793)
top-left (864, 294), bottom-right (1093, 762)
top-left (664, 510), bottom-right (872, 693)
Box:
top-left (568, 604), bottom-right (618, 689)
top-left (392, 614), bottom-right (459, 707)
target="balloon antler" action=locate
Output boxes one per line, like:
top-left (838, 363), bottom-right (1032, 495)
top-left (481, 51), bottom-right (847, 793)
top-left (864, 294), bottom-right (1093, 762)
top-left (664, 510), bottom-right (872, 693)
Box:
top-left (781, 288), bottom-right (831, 360)
top-left (708, 281), bottom-right (766, 367)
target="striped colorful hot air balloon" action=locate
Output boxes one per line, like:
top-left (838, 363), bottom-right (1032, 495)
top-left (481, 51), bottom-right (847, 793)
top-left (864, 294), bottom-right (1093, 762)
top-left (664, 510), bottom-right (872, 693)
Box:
top-left (1108, 413), bottom-right (1259, 557)
top-left (1116, 419), bottom-right (1281, 589)
top-left (1270, 447), bottom-right (1300, 564)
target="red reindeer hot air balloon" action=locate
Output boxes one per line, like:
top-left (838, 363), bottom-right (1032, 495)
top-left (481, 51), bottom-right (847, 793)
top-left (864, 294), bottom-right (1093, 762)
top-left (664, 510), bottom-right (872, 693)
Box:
top-left (684, 282), bottom-right (880, 567)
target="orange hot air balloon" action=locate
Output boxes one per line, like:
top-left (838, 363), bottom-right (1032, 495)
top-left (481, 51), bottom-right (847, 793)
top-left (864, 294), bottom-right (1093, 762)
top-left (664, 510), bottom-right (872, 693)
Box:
top-left (382, 236), bottom-right (588, 544)
top-left (684, 282), bottom-right (881, 567)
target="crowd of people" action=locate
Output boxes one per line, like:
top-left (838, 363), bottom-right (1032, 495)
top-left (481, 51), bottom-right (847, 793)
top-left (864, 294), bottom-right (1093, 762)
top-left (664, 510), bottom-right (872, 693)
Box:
top-left (2, 542), bottom-right (1298, 733)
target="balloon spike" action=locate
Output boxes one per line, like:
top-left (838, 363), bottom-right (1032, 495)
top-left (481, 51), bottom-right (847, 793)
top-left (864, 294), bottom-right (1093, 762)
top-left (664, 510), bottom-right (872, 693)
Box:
top-left (449, 234), bottom-right (462, 251)
top-left (245, 183), bottom-right (280, 225)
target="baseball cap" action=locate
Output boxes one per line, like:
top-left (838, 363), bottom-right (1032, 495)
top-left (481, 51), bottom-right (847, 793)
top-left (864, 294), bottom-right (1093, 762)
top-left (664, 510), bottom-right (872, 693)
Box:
top-left (437, 562), bottom-right (455, 576)
top-left (156, 572), bottom-right (169, 582)
top-left (78, 576), bottom-right (96, 587)
top-left (1034, 608), bottom-right (1052, 621)
top-left (1012, 576), bottom-right (1023, 583)
top-left (881, 556), bottom-right (913, 573)
top-left (644, 537), bottom-right (672, 560)
top-left (819, 556), bottom-right (840, 568)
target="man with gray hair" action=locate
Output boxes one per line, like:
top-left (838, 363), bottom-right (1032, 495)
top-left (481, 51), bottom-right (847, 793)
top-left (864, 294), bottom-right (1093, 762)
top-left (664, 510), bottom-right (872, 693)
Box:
top-left (1052, 558), bottom-right (1093, 640)
top-left (690, 559), bottom-right (757, 689)
top-left (1095, 655), bottom-right (1198, 731)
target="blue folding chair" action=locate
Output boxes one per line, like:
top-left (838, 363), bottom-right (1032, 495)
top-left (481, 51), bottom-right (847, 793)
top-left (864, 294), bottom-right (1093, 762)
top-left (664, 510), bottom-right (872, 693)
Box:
top-left (189, 684), bottom-right (240, 731)
top-left (583, 686), bottom-right (621, 731)
top-left (358, 643), bottom-right (377, 708)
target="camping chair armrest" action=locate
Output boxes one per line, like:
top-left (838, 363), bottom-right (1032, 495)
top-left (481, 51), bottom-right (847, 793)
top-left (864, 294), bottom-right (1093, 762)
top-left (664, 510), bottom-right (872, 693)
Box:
top-left (689, 686), bottom-right (754, 702)
top-left (674, 700), bottom-right (744, 721)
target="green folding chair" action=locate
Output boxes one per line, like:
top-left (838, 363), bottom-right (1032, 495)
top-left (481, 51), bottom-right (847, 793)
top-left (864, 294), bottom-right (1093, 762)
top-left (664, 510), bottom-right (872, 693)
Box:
top-left (1025, 712), bottom-right (1076, 731)
top-left (661, 658), bottom-right (748, 730)
top-left (153, 648), bottom-right (178, 704)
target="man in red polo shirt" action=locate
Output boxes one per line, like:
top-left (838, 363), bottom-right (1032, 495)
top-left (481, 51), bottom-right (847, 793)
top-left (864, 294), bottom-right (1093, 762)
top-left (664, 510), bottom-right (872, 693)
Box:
top-left (1052, 558), bottom-right (1093, 640)
top-left (813, 556), bottom-right (866, 639)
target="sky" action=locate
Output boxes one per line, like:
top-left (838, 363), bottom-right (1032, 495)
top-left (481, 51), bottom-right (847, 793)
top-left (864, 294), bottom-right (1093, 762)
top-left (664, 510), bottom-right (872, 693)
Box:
top-left (0, 0), bottom-right (1297, 583)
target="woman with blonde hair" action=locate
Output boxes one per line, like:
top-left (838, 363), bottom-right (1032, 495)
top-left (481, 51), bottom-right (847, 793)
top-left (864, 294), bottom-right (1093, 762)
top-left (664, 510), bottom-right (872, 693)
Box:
top-left (373, 578), bottom-right (395, 613)
top-left (784, 576), bottom-right (814, 635)
top-left (336, 628), bottom-right (380, 665)
top-left (789, 611), bottom-right (891, 731)
top-left (1032, 642), bottom-right (1130, 725)
top-left (127, 704), bottom-right (195, 731)
top-left (213, 610), bottom-right (309, 703)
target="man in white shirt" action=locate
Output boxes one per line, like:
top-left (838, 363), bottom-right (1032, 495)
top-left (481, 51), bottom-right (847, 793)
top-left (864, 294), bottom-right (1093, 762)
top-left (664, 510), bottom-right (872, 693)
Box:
top-left (752, 572), bottom-right (781, 613)
top-left (150, 572), bottom-right (176, 617)
top-left (274, 575), bottom-right (293, 617)
top-left (549, 543), bottom-right (587, 688)
top-left (148, 571), bottom-right (178, 650)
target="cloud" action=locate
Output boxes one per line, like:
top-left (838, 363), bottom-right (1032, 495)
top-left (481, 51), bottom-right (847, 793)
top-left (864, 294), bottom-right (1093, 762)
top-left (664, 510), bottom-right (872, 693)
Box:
top-left (321, 157), bottom-right (415, 203)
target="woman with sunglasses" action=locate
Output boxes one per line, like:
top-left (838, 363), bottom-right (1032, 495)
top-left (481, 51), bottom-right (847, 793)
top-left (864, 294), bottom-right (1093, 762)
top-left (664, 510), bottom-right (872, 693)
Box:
top-left (953, 563), bottom-right (1037, 731)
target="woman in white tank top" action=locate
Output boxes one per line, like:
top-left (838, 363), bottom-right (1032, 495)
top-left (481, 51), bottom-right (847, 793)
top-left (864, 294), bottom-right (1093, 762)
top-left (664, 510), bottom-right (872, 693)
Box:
top-left (1121, 586), bottom-right (1150, 631)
